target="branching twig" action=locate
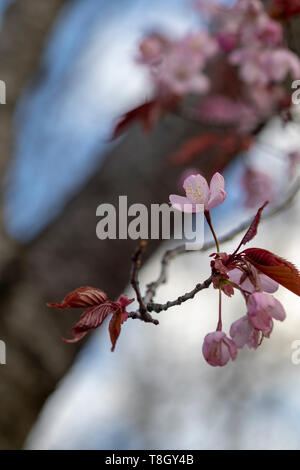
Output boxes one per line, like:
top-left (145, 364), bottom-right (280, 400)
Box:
top-left (129, 241), bottom-right (159, 325)
top-left (147, 277), bottom-right (212, 313)
top-left (143, 245), bottom-right (186, 305)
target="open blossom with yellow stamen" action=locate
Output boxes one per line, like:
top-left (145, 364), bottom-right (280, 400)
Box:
top-left (169, 172), bottom-right (226, 213)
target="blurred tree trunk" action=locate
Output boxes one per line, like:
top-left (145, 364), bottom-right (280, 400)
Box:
top-left (0, 0), bottom-right (70, 449)
top-left (0, 0), bottom-right (227, 442)
top-left (0, 1), bottom-right (233, 451)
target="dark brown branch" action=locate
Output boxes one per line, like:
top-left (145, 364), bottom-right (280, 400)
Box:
top-left (130, 241), bottom-right (159, 325)
top-left (147, 277), bottom-right (212, 313)
top-left (143, 244), bottom-right (186, 305)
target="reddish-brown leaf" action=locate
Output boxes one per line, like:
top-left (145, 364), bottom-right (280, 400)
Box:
top-left (108, 309), bottom-right (123, 352)
top-left (239, 201), bottom-right (269, 247)
top-left (108, 301), bottom-right (131, 351)
top-left (63, 302), bottom-right (117, 343)
top-left (112, 101), bottom-right (162, 139)
top-left (170, 133), bottom-right (253, 166)
top-left (170, 134), bottom-right (217, 166)
top-left (48, 289), bottom-right (134, 349)
top-left (269, 0), bottom-right (300, 19)
top-left (47, 286), bottom-right (108, 309)
top-left (243, 248), bottom-right (300, 296)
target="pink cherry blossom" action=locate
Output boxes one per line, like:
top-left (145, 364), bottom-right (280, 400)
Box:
top-left (217, 32), bottom-right (238, 53)
top-left (202, 331), bottom-right (237, 367)
top-left (182, 32), bottom-right (218, 60)
top-left (241, 15), bottom-right (282, 47)
top-left (138, 34), bottom-right (167, 65)
top-left (154, 46), bottom-right (210, 96)
top-left (229, 49), bottom-right (269, 86)
top-left (230, 47), bottom-right (300, 86)
top-left (253, 16), bottom-right (282, 46)
top-left (266, 49), bottom-right (300, 82)
top-left (247, 292), bottom-right (286, 333)
top-left (230, 315), bottom-right (261, 349)
top-left (169, 172), bottom-right (226, 213)
top-left (234, 0), bottom-right (264, 16)
top-left (195, 0), bottom-right (225, 18)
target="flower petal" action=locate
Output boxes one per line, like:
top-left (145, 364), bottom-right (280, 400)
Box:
top-left (183, 174), bottom-right (210, 206)
top-left (270, 297), bottom-right (286, 321)
top-left (169, 194), bottom-right (195, 213)
top-left (228, 268), bottom-right (243, 285)
top-left (259, 274), bottom-right (279, 293)
top-left (230, 315), bottom-right (260, 349)
top-left (223, 336), bottom-right (238, 360)
top-left (169, 195), bottom-right (203, 213)
top-left (207, 172), bottom-right (226, 209)
top-left (247, 293), bottom-right (273, 331)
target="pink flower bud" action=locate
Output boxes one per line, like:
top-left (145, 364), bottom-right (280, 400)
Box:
top-left (202, 331), bottom-right (237, 367)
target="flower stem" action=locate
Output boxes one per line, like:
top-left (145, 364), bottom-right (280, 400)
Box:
top-left (217, 287), bottom-right (222, 331)
top-left (205, 210), bottom-right (220, 253)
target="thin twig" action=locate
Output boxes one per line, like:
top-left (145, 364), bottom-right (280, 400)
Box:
top-left (143, 245), bottom-right (186, 305)
top-left (147, 277), bottom-right (212, 313)
top-left (129, 241), bottom-right (159, 325)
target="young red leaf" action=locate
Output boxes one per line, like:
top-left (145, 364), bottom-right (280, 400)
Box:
top-left (239, 201), bottom-right (269, 247)
top-left (243, 248), bottom-right (300, 296)
top-left (63, 302), bottom-right (117, 343)
top-left (112, 101), bottom-right (162, 139)
top-left (109, 309), bottom-right (123, 352)
top-left (48, 289), bottom-right (134, 350)
top-left (47, 286), bottom-right (108, 309)
top-left (170, 133), bottom-right (253, 166)
top-left (170, 134), bottom-right (217, 166)
top-left (108, 295), bottom-right (132, 351)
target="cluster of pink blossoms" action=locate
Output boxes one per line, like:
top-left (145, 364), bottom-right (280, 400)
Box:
top-left (114, 0), bottom-right (300, 213)
top-left (221, 1), bottom-right (300, 86)
top-left (139, 31), bottom-right (218, 96)
top-left (205, 254), bottom-right (286, 367)
top-left (138, 0), bottom-right (300, 133)
top-left (170, 171), bottom-right (300, 367)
